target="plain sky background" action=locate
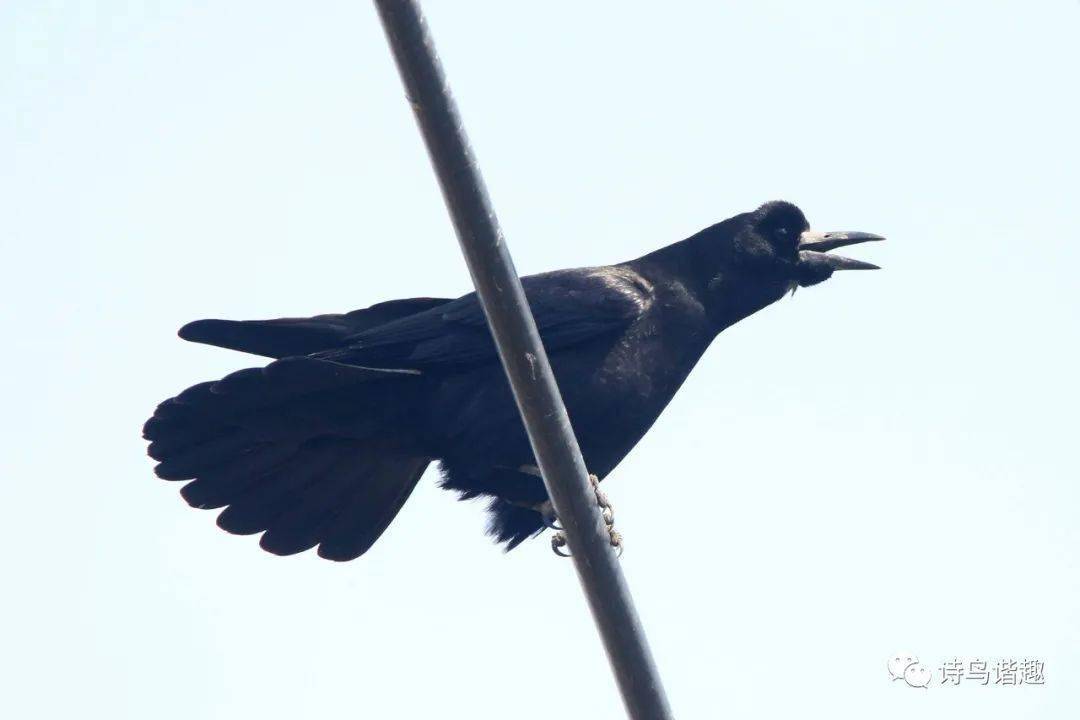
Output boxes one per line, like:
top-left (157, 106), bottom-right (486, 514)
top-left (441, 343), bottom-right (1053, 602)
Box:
top-left (6, 1), bottom-right (1079, 718)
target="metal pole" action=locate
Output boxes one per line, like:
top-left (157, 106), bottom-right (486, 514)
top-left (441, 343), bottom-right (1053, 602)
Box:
top-left (372, 2), bottom-right (674, 718)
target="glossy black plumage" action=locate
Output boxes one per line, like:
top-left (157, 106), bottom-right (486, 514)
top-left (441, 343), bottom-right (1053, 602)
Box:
top-left (144, 201), bottom-right (882, 559)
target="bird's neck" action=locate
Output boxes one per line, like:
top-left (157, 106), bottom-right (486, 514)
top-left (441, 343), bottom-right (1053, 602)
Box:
top-left (627, 229), bottom-right (788, 334)
top-left (628, 230), bottom-right (725, 297)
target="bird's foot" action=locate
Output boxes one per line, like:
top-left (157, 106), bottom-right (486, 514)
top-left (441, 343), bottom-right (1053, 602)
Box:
top-left (535, 499), bottom-right (562, 531)
top-left (548, 473), bottom-right (623, 558)
top-left (589, 473), bottom-right (616, 528)
top-left (591, 474), bottom-right (623, 557)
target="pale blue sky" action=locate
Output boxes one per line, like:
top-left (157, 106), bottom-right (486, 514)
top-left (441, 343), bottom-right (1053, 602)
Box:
top-left (6, 2), bottom-right (1079, 718)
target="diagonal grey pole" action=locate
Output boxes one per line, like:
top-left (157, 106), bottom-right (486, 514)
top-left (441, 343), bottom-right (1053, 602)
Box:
top-left (372, 2), bottom-right (674, 718)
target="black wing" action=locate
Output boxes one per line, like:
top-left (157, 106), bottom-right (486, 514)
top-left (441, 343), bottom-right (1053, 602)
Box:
top-left (178, 297), bottom-right (452, 358)
top-left (318, 267), bottom-right (653, 368)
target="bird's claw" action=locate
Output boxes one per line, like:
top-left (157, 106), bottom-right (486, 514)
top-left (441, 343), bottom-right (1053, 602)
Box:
top-left (551, 533), bottom-right (570, 557)
top-left (609, 529), bottom-right (624, 558)
top-left (548, 472), bottom-right (623, 558)
top-left (532, 499), bottom-right (562, 530)
top-left (591, 473), bottom-right (623, 555)
top-left (543, 517), bottom-right (563, 531)
top-left (589, 474), bottom-right (616, 526)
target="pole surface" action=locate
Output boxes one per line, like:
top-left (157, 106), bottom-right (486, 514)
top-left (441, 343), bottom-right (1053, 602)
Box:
top-left (372, 2), bottom-right (674, 718)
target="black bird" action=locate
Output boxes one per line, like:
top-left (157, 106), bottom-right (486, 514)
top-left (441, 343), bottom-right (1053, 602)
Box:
top-left (144, 201), bottom-right (882, 560)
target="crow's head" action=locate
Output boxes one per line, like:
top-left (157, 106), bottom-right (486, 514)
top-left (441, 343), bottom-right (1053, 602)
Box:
top-left (734, 200), bottom-right (883, 287)
top-left (696, 200), bottom-right (883, 325)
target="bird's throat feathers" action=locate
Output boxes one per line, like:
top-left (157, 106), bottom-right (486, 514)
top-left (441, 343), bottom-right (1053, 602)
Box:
top-left (631, 214), bottom-right (790, 332)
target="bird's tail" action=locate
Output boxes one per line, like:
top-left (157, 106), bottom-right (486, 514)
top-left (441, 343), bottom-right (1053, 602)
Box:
top-left (144, 357), bottom-right (429, 560)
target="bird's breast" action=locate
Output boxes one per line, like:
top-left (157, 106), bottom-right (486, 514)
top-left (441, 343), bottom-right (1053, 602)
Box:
top-left (557, 295), bottom-right (712, 468)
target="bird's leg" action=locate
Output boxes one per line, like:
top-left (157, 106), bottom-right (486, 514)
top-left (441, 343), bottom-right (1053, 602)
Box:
top-left (534, 499), bottom-right (562, 530)
top-left (547, 473), bottom-right (623, 557)
top-left (589, 474), bottom-right (615, 527)
top-left (589, 474), bottom-right (623, 556)
top-left (508, 465), bottom-right (562, 529)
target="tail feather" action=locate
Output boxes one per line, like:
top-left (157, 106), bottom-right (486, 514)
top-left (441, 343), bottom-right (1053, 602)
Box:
top-left (155, 431), bottom-right (256, 482)
top-left (254, 448), bottom-right (367, 555)
top-left (214, 446), bottom-right (342, 535)
top-left (150, 359), bottom-right (385, 427)
top-left (145, 357), bottom-right (429, 560)
top-left (316, 456), bottom-right (429, 561)
top-left (178, 442), bottom-right (298, 509)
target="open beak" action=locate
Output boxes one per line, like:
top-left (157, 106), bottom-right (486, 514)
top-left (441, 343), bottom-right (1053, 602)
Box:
top-left (798, 230), bottom-right (884, 271)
